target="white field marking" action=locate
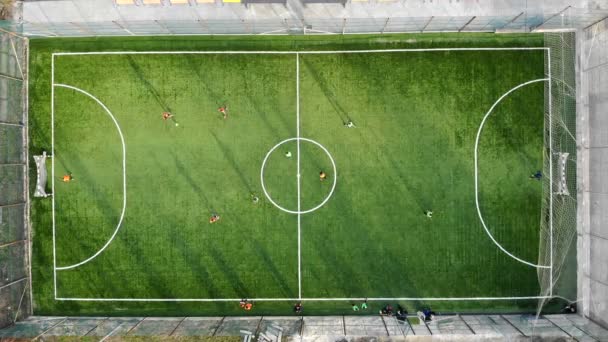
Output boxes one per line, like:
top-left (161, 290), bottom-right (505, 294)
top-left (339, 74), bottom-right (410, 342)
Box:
top-left (474, 78), bottom-right (551, 269)
top-left (52, 47), bottom-right (548, 301)
top-left (51, 54), bottom-right (57, 298)
top-left (25, 43), bottom-right (34, 313)
top-left (55, 296), bottom-right (553, 302)
top-left (53, 83), bottom-right (127, 271)
top-left (296, 53), bottom-right (302, 300)
top-left (260, 137), bottom-right (337, 215)
top-left (52, 47), bottom-right (549, 57)
top-left (548, 48), bottom-right (554, 297)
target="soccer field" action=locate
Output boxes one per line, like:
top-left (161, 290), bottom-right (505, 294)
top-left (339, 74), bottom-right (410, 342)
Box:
top-left (29, 35), bottom-right (551, 316)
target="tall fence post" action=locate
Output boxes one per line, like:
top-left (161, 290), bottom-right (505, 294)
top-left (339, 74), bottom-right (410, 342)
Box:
top-left (421, 16), bottom-right (433, 32)
top-left (458, 16), bottom-right (476, 32)
top-left (381, 17), bottom-right (390, 34)
top-left (533, 6), bottom-right (571, 31)
top-left (500, 12), bottom-right (524, 30)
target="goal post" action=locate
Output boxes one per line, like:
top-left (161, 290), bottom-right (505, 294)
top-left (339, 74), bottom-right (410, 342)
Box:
top-left (33, 151), bottom-right (51, 198)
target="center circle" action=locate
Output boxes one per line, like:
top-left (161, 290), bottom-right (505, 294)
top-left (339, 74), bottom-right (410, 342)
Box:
top-left (260, 137), bottom-right (337, 215)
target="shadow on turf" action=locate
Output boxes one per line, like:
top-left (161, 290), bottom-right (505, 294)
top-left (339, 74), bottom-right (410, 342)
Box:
top-left (301, 58), bottom-right (351, 125)
top-left (209, 131), bottom-right (254, 195)
top-left (126, 56), bottom-right (173, 113)
top-left (172, 153), bottom-right (215, 213)
top-left (250, 237), bottom-right (296, 298)
top-left (181, 55), bottom-right (293, 136)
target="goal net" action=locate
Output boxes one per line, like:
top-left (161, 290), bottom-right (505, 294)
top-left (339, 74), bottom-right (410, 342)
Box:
top-left (33, 151), bottom-right (51, 198)
top-left (536, 32), bottom-right (578, 313)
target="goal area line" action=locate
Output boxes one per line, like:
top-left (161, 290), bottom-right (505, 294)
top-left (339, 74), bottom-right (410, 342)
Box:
top-left (55, 296), bottom-right (552, 302)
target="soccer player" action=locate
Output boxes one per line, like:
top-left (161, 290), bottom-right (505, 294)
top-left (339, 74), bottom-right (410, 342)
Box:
top-left (251, 194), bottom-right (259, 204)
top-left (162, 112), bottom-right (173, 121)
top-left (240, 299), bottom-right (247, 308)
top-left (218, 105), bottom-right (228, 119)
top-left (209, 213), bottom-right (221, 224)
top-left (244, 302), bottom-right (253, 311)
top-left (62, 173), bottom-right (73, 183)
top-left (424, 210), bottom-right (433, 218)
top-left (352, 304), bottom-right (360, 311)
top-left (294, 302), bottom-right (302, 314)
top-left (530, 170), bottom-right (542, 180)
top-left (319, 171), bottom-right (327, 181)
top-left (361, 299), bottom-right (368, 310)
top-left (344, 120), bottom-right (356, 128)
top-left (285, 151), bottom-right (292, 158)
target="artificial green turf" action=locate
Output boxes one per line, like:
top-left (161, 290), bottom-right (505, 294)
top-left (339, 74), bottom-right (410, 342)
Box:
top-left (28, 33), bottom-right (560, 316)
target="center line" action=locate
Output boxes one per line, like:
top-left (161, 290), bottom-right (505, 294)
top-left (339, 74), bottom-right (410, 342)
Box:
top-left (296, 53), bottom-right (302, 300)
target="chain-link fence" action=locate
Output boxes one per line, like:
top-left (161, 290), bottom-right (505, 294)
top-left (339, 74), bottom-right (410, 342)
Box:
top-left (6, 6), bottom-right (607, 37)
top-left (536, 32), bottom-right (578, 314)
top-left (0, 30), bottom-right (30, 329)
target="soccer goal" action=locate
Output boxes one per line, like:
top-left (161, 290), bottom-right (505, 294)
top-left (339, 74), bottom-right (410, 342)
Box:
top-left (33, 151), bottom-right (51, 198)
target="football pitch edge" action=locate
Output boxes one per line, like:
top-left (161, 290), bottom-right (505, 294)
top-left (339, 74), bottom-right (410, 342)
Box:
top-left (49, 47), bottom-right (555, 304)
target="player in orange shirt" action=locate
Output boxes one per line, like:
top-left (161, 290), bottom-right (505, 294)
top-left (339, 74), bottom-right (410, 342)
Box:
top-left (62, 173), bottom-right (73, 182)
top-left (162, 112), bottom-right (179, 126)
top-left (209, 214), bottom-right (220, 224)
top-left (218, 105), bottom-right (228, 119)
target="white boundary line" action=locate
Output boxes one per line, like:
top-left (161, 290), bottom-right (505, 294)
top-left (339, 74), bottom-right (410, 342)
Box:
top-left (52, 47), bottom-right (549, 57)
top-left (51, 54), bottom-right (57, 298)
top-left (296, 53), bottom-right (302, 300)
top-left (548, 48), bottom-right (554, 297)
top-left (50, 47), bottom-right (551, 302)
top-left (52, 83), bottom-right (127, 271)
top-left (474, 78), bottom-right (551, 269)
top-left (55, 296), bottom-right (553, 302)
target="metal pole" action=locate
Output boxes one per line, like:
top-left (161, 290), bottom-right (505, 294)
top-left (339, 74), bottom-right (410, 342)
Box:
top-left (0, 27), bottom-right (26, 39)
top-left (0, 73), bottom-right (23, 82)
top-left (0, 277), bottom-right (28, 291)
top-left (500, 12), bottom-right (524, 29)
top-left (421, 16), bottom-right (433, 32)
top-left (0, 240), bottom-right (26, 249)
top-left (113, 21), bottom-right (135, 35)
top-left (534, 6), bottom-right (571, 31)
top-left (0, 121), bottom-right (23, 127)
top-left (584, 15), bottom-right (608, 30)
top-left (381, 17), bottom-right (390, 34)
top-left (0, 203), bottom-right (26, 208)
top-left (458, 16), bottom-right (476, 32)
top-left (341, 18), bottom-right (346, 35)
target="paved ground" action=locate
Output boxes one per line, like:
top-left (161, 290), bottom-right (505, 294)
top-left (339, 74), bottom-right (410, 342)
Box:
top-left (578, 16), bottom-right (608, 330)
top-left (1, 314), bottom-right (607, 340)
top-left (17, 0), bottom-right (605, 36)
